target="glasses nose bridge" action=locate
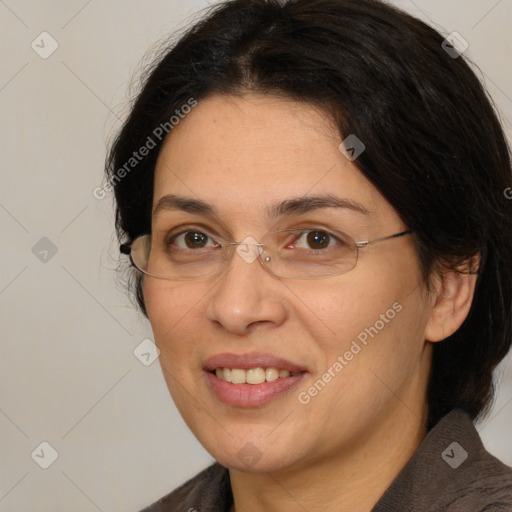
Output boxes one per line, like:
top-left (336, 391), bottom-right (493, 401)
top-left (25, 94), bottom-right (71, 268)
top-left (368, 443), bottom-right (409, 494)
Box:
top-left (225, 237), bottom-right (271, 268)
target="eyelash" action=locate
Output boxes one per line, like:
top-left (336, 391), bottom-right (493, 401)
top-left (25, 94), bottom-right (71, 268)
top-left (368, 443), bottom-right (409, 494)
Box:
top-left (163, 224), bottom-right (220, 248)
top-left (163, 225), bottom-right (346, 251)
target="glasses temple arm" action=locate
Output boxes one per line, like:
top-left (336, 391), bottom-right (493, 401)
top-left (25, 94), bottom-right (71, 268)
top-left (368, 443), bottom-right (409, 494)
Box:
top-left (355, 229), bottom-right (413, 248)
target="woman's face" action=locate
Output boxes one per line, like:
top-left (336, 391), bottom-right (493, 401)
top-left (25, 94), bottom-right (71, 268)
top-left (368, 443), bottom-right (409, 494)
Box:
top-left (144, 93), bottom-right (435, 473)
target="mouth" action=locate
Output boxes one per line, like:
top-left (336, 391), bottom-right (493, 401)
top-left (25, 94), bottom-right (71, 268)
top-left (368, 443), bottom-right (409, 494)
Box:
top-left (203, 352), bottom-right (308, 407)
top-left (212, 367), bottom-right (302, 384)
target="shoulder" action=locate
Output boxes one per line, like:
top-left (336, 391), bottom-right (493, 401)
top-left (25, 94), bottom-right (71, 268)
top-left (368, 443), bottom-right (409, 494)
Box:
top-left (139, 462), bottom-right (231, 512)
top-left (457, 442), bottom-right (512, 511)
top-left (438, 409), bottom-right (512, 511)
top-left (373, 409), bottom-right (512, 512)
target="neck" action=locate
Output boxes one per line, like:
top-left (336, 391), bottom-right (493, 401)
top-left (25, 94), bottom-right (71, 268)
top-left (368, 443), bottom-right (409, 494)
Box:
top-left (229, 404), bottom-right (428, 512)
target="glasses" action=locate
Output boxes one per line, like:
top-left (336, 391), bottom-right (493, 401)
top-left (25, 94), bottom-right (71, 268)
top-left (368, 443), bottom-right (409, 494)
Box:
top-left (120, 227), bottom-right (413, 280)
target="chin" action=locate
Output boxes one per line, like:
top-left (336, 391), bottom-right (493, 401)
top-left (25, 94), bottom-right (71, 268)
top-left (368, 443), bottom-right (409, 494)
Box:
top-left (193, 426), bottom-right (305, 473)
top-left (214, 448), bottom-right (299, 474)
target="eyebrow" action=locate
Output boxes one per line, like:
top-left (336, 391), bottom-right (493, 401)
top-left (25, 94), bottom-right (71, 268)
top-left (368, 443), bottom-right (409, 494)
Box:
top-left (152, 193), bottom-right (372, 219)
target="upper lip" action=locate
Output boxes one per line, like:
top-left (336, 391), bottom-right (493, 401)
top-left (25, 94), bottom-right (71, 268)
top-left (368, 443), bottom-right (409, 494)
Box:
top-left (203, 352), bottom-right (308, 373)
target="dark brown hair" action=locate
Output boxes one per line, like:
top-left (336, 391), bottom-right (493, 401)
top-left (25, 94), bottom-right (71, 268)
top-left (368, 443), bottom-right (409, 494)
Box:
top-left (105, 0), bottom-right (512, 429)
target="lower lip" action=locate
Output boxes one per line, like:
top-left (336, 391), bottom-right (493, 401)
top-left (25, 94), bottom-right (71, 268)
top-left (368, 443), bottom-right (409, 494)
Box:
top-left (206, 371), bottom-right (306, 407)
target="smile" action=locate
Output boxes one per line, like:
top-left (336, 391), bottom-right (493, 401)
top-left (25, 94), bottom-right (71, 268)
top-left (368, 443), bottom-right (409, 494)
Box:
top-left (204, 352), bottom-right (308, 406)
top-left (213, 367), bottom-right (302, 384)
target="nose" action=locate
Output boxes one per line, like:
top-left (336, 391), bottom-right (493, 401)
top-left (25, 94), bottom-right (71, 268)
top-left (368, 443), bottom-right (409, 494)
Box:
top-left (205, 239), bottom-right (288, 335)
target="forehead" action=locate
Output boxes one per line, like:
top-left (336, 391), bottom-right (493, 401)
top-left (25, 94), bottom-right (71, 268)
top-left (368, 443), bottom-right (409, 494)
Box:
top-left (152, 93), bottom-right (397, 229)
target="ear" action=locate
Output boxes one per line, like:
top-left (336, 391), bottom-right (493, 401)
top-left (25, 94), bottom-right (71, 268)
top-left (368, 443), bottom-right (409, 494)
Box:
top-left (424, 255), bottom-right (480, 343)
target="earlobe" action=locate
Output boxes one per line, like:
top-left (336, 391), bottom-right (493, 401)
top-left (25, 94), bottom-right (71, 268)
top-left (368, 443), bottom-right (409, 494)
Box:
top-left (424, 255), bottom-right (479, 343)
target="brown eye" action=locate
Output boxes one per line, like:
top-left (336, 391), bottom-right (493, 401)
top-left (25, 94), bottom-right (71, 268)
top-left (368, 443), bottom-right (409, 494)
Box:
top-left (171, 230), bottom-right (213, 249)
top-left (292, 230), bottom-right (335, 250)
top-left (305, 231), bottom-right (331, 249)
top-left (184, 231), bottom-right (208, 248)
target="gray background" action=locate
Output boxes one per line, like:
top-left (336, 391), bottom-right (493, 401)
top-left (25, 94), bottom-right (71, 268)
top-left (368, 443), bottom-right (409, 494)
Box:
top-left (1, 1), bottom-right (511, 511)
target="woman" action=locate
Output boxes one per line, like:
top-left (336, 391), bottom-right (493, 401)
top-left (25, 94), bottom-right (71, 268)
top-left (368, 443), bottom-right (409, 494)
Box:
top-left (106, 0), bottom-right (512, 510)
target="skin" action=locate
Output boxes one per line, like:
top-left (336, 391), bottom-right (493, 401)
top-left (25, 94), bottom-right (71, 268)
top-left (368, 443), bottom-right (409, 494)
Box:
top-left (143, 93), bottom-right (478, 512)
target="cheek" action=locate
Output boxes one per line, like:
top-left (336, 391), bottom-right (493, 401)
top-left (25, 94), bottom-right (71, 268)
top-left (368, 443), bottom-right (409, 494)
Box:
top-left (144, 280), bottom-right (173, 333)
top-left (143, 280), bottom-right (203, 354)
top-left (337, 278), bottom-right (429, 394)
top-left (143, 280), bottom-right (208, 409)
top-left (285, 273), bottom-right (410, 355)
top-left (297, 258), bottom-right (428, 379)
top-left (298, 288), bottom-right (429, 429)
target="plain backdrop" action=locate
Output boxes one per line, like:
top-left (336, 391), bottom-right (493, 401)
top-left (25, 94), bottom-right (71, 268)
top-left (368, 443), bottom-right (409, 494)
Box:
top-left (1, 1), bottom-right (511, 511)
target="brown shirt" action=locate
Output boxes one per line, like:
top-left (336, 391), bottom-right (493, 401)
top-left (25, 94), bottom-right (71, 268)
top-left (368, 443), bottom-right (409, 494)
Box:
top-left (141, 409), bottom-right (512, 511)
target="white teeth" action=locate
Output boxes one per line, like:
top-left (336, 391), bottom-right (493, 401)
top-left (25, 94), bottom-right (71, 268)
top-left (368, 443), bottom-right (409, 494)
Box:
top-left (230, 368), bottom-right (246, 384)
top-left (246, 367), bottom-right (266, 384)
top-left (265, 367), bottom-right (279, 382)
top-left (222, 368), bottom-right (232, 383)
top-left (214, 366), bottom-right (298, 384)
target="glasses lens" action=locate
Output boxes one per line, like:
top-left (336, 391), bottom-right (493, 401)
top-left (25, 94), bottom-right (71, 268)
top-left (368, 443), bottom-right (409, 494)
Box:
top-left (129, 234), bottom-right (223, 280)
top-left (128, 228), bottom-right (358, 280)
top-left (261, 228), bottom-right (357, 279)
top-left (129, 235), bottom-right (151, 274)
